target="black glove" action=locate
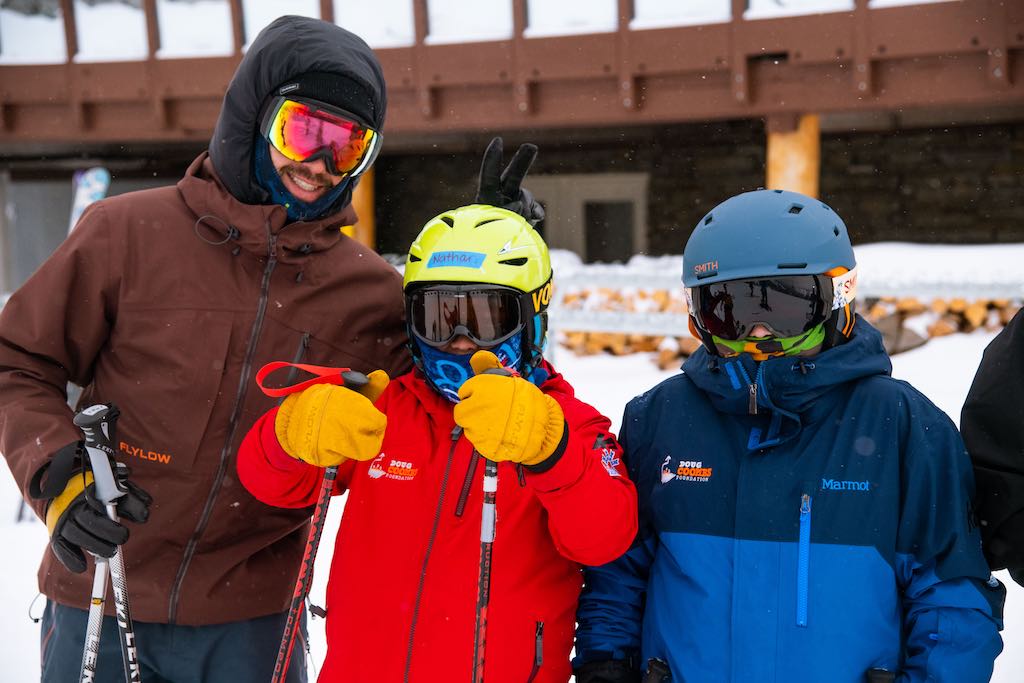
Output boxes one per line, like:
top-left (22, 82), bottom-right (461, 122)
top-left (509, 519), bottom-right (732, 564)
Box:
top-left (474, 136), bottom-right (545, 226)
top-left (574, 658), bottom-right (640, 683)
top-left (32, 443), bottom-right (152, 573)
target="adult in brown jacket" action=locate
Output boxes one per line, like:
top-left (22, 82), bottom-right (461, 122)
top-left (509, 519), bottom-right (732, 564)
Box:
top-left (0, 15), bottom-right (410, 682)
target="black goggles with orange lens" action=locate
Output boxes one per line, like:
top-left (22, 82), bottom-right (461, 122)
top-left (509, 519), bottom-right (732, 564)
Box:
top-left (260, 97), bottom-right (382, 177)
top-left (691, 274), bottom-right (832, 340)
top-left (408, 285), bottom-right (527, 348)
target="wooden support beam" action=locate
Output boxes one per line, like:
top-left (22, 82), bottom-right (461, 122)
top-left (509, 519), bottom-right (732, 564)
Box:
top-left (412, 0), bottom-right (435, 118)
top-left (766, 113), bottom-right (821, 198)
top-left (228, 0), bottom-right (245, 55)
top-left (348, 168), bottom-right (376, 248)
top-left (142, 0), bottom-right (160, 58)
top-left (319, 0), bottom-right (335, 25)
top-left (512, 0), bottom-right (533, 115)
top-left (730, 0), bottom-right (749, 104)
top-left (59, 0), bottom-right (78, 62)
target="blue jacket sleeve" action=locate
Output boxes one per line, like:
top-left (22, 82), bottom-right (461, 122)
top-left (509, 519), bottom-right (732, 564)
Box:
top-left (574, 400), bottom-right (656, 668)
top-left (895, 388), bottom-right (1004, 683)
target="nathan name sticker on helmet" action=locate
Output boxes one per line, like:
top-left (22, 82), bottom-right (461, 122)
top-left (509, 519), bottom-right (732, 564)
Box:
top-left (427, 251), bottom-right (487, 269)
top-left (831, 267), bottom-right (858, 310)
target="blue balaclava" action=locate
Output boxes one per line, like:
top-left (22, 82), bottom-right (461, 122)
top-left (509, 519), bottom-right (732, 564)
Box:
top-left (253, 141), bottom-right (352, 222)
top-left (417, 333), bottom-right (525, 403)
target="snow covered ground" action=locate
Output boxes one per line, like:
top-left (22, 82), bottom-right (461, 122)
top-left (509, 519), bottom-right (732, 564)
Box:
top-left (1, 326), bottom-right (1021, 681)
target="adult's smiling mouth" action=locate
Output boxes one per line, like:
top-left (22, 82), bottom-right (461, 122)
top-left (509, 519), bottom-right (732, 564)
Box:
top-left (287, 170), bottom-right (326, 194)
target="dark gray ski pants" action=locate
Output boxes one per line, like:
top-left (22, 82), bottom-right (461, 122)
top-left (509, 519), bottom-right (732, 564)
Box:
top-left (40, 600), bottom-right (308, 682)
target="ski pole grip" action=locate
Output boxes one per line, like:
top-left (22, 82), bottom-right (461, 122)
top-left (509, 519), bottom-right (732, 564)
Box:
top-left (256, 361), bottom-right (368, 398)
top-left (74, 403), bottom-right (125, 504)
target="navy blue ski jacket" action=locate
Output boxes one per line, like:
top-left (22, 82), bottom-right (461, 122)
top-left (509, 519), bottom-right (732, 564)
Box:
top-left (575, 319), bottom-right (1003, 683)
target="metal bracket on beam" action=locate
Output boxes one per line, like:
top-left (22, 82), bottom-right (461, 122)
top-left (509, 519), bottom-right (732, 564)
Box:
top-left (730, 0), bottom-right (749, 103)
top-left (853, 0), bottom-right (874, 96)
top-left (511, 0), bottom-right (534, 115)
top-left (514, 81), bottom-right (533, 115)
top-left (988, 47), bottom-right (1009, 86)
top-left (617, 0), bottom-right (639, 110)
top-left (987, 0), bottom-right (1010, 87)
top-left (418, 86), bottom-right (437, 118)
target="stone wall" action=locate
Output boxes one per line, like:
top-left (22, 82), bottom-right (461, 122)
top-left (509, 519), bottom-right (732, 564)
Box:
top-left (374, 119), bottom-right (1024, 256)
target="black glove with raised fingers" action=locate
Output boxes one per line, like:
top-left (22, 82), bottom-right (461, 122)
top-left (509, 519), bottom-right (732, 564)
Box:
top-left (474, 136), bottom-right (545, 226)
top-left (31, 442), bottom-right (152, 573)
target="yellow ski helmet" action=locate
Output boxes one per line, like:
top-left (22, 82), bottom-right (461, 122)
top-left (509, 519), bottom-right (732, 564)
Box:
top-left (403, 204), bottom-right (554, 371)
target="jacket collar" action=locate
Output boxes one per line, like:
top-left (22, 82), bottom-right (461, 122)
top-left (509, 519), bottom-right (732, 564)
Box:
top-left (177, 154), bottom-right (357, 263)
top-left (683, 317), bottom-right (892, 449)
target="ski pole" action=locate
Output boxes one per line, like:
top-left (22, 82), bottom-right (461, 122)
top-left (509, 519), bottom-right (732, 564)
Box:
top-left (255, 363), bottom-right (370, 683)
top-left (73, 403), bottom-right (142, 683)
top-left (471, 454), bottom-right (498, 683)
top-left (470, 361), bottom-right (517, 683)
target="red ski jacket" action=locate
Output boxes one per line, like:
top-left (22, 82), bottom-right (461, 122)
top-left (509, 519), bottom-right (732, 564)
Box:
top-left (237, 365), bottom-right (637, 683)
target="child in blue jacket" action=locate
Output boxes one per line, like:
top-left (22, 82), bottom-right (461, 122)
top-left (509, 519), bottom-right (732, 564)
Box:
top-left (574, 189), bottom-right (1004, 683)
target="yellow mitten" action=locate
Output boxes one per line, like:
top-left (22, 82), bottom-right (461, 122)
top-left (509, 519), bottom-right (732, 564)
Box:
top-left (454, 351), bottom-right (565, 466)
top-left (275, 370), bottom-right (389, 467)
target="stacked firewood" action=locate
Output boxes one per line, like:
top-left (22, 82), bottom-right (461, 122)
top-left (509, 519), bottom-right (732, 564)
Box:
top-left (556, 288), bottom-right (1020, 370)
top-left (864, 297), bottom-right (1020, 338)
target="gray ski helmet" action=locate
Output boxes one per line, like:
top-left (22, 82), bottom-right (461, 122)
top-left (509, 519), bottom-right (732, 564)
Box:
top-left (683, 189), bottom-right (858, 351)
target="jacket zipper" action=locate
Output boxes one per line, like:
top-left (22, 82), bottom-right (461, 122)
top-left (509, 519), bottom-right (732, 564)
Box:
top-left (403, 426), bottom-right (461, 682)
top-left (735, 361), bottom-right (759, 415)
top-left (797, 493), bottom-right (812, 627)
top-left (167, 229), bottom-right (278, 623)
top-left (525, 621), bottom-right (544, 683)
top-left (455, 450), bottom-right (482, 517)
top-left (750, 363), bottom-right (765, 415)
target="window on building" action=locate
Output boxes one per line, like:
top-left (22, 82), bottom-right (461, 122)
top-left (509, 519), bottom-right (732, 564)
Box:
top-left (525, 173), bottom-right (648, 263)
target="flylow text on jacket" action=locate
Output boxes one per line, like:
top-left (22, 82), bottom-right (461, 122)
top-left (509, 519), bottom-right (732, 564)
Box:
top-left (0, 154), bottom-right (409, 625)
top-left (575, 319), bottom-right (1004, 683)
top-left (237, 366), bottom-right (638, 683)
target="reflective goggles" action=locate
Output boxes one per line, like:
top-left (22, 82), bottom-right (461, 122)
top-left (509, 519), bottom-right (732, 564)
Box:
top-left (408, 285), bottom-right (526, 348)
top-left (688, 274), bottom-right (832, 341)
top-left (260, 97), bottom-right (382, 178)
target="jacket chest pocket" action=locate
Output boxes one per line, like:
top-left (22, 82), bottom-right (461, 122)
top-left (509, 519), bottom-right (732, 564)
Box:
top-left (98, 310), bottom-right (234, 473)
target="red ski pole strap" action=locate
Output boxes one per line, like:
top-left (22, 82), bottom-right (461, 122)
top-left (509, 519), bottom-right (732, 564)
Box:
top-left (255, 361), bottom-right (366, 398)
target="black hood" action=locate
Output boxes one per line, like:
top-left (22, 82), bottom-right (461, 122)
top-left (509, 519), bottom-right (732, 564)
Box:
top-left (209, 15), bottom-right (387, 210)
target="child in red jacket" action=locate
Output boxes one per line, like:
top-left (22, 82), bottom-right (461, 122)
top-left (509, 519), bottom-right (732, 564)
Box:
top-left (237, 204), bottom-right (638, 683)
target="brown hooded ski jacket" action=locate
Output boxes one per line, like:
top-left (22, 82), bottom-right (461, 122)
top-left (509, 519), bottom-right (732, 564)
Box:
top-left (0, 16), bottom-right (410, 626)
